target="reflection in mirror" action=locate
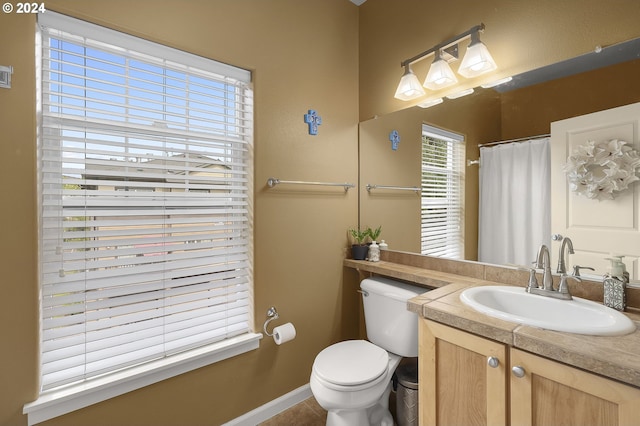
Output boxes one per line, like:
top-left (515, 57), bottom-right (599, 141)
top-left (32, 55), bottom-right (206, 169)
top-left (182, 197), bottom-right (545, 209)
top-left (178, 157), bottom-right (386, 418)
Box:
top-left (478, 136), bottom-right (550, 268)
top-left (420, 125), bottom-right (464, 259)
top-left (359, 39), bottom-right (640, 284)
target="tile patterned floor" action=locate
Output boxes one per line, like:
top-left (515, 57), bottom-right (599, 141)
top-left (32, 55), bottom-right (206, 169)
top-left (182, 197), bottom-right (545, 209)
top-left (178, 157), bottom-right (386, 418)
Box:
top-left (258, 397), bottom-right (327, 426)
top-left (258, 393), bottom-right (400, 425)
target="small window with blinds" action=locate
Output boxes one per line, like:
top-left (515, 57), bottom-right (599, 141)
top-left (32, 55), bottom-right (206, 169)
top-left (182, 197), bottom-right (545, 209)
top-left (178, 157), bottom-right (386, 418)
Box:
top-left (421, 124), bottom-right (464, 259)
top-left (37, 13), bottom-right (254, 392)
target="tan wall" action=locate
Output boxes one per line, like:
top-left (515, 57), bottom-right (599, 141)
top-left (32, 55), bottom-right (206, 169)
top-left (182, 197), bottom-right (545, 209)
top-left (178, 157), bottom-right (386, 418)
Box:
top-left (0, 1), bottom-right (360, 425)
top-left (359, 0), bottom-right (640, 121)
top-left (0, 9), bottom-right (39, 426)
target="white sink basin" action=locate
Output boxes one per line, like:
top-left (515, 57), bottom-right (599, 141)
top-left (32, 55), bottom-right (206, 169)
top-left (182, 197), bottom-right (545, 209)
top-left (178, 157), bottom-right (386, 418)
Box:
top-left (460, 286), bottom-right (636, 336)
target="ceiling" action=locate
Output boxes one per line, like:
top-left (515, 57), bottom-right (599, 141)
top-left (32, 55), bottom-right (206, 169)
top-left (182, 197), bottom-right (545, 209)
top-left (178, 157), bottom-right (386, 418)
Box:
top-left (350, 0), bottom-right (367, 5)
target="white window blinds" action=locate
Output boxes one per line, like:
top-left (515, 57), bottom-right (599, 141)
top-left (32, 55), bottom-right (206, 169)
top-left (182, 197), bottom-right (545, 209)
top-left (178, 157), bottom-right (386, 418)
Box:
top-left (38, 13), bottom-right (253, 391)
top-left (421, 125), bottom-right (464, 259)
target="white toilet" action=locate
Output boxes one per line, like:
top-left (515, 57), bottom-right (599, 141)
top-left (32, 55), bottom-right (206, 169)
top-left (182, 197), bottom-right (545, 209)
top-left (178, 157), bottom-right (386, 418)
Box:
top-left (310, 276), bottom-right (426, 426)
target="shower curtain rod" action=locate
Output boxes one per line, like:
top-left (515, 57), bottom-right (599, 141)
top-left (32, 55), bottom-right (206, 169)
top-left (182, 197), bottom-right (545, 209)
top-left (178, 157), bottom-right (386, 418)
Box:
top-left (478, 133), bottom-right (550, 147)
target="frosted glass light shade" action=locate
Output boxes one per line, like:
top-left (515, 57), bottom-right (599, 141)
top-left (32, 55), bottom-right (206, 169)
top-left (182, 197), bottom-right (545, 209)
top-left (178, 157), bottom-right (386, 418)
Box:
top-left (417, 98), bottom-right (443, 109)
top-left (394, 67), bottom-right (426, 101)
top-left (481, 76), bottom-right (512, 88)
top-left (423, 58), bottom-right (458, 90)
top-left (458, 41), bottom-right (497, 78)
top-left (446, 88), bottom-right (474, 99)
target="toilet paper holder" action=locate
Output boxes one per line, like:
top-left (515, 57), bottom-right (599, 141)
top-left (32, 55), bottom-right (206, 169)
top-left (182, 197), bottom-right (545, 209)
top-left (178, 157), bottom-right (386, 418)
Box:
top-left (263, 306), bottom-right (280, 337)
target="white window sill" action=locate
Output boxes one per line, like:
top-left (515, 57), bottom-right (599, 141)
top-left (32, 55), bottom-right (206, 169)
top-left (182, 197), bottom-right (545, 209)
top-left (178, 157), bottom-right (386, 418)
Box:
top-left (23, 333), bottom-right (262, 426)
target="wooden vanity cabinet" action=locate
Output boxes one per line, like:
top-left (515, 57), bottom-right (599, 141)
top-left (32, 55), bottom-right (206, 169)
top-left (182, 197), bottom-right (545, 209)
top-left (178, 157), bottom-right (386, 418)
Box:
top-left (510, 348), bottom-right (640, 426)
top-left (420, 319), bottom-right (508, 426)
top-left (420, 319), bottom-right (640, 426)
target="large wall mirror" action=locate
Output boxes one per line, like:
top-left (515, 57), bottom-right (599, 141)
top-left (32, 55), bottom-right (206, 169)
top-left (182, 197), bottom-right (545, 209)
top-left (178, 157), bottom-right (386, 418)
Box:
top-left (359, 39), bottom-right (640, 283)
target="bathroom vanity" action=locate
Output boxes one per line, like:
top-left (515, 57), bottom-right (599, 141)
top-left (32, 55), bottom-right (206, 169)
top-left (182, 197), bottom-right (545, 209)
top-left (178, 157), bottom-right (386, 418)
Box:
top-left (344, 251), bottom-right (640, 426)
top-left (417, 289), bottom-right (640, 426)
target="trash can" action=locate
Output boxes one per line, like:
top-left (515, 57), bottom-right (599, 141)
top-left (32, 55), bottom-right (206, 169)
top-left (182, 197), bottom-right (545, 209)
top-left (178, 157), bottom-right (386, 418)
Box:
top-left (395, 357), bottom-right (419, 426)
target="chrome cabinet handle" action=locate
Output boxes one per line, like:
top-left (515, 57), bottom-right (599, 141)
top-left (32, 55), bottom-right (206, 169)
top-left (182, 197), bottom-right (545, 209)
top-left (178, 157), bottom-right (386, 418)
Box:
top-left (487, 356), bottom-right (500, 368)
top-left (512, 366), bottom-right (526, 378)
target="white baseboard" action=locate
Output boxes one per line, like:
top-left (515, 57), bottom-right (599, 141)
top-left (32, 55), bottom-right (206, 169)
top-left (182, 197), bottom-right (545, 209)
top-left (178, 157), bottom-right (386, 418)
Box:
top-left (222, 384), bottom-right (313, 426)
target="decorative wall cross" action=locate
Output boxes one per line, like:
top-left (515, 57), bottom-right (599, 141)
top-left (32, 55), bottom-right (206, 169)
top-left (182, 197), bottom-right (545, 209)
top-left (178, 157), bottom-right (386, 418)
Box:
top-left (304, 109), bottom-right (322, 135)
top-left (389, 130), bottom-right (401, 150)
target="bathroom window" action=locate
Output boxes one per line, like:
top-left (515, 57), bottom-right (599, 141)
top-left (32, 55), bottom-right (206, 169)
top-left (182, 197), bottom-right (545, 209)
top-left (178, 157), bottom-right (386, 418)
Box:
top-left (32, 12), bottom-right (255, 418)
top-left (421, 124), bottom-right (464, 258)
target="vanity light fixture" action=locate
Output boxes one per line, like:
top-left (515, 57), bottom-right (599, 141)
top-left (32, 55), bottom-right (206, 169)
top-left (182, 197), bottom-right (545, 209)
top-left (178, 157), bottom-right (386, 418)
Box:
top-left (394, 64), bottom-right (426, 101)
top-left (394, 23), bottom-right (498, 101)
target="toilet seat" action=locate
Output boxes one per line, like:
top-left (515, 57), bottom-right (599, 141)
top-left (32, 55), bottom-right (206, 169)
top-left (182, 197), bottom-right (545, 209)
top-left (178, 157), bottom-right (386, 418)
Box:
top-left (312, 340), bottom-right (389, 389)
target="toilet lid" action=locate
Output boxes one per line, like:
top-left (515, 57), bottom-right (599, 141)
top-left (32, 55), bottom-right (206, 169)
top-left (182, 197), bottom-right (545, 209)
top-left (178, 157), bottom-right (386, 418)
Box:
top-left (313, 340), bottom-right (388, 386)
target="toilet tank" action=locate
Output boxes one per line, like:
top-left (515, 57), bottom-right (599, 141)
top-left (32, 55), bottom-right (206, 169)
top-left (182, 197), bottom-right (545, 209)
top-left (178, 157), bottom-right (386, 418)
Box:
top-left (360, 277), bottom-right (428, 357)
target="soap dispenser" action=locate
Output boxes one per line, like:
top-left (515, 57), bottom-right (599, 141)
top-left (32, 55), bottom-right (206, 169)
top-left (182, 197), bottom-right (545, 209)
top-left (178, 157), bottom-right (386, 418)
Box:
top-left (603, 256), bottom-right (628, 311)
top-left (368, 240), bottom-right (380, 262)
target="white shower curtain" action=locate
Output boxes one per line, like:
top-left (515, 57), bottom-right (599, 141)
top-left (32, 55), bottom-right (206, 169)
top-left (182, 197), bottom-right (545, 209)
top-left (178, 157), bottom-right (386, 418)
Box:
top-left (478, 138), bottom-right (551, 267)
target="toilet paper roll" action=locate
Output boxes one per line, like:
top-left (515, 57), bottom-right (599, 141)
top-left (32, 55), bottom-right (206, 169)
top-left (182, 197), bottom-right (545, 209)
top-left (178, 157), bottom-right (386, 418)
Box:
top-left (273, 322), bottom-right (296, 345)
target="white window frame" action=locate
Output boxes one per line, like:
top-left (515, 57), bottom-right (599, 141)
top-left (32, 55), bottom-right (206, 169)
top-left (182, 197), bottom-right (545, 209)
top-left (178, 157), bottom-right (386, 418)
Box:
top-left (420, 124), bottom-right (465, 259)
top-left (25, 12), bottom-right (259, 425)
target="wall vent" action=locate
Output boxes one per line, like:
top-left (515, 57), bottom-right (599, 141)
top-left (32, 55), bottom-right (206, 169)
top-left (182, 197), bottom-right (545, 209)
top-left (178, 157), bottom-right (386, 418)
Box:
top-left (0, 65), bottom-right (13, 89)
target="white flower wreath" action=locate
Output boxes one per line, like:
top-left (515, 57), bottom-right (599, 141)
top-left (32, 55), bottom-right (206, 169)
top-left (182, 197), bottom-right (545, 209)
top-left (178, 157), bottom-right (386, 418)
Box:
top-left (563, 139), bottom-right (640, 201)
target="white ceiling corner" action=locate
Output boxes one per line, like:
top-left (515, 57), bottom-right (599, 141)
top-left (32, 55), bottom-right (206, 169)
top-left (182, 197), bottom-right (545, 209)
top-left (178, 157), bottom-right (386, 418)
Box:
top-left (350, 0), bottom-right (367, 5)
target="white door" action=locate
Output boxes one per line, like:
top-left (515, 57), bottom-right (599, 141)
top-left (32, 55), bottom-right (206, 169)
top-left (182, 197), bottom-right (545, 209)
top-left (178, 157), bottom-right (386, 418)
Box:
top-left (550, 102), bottom-right (640, 281)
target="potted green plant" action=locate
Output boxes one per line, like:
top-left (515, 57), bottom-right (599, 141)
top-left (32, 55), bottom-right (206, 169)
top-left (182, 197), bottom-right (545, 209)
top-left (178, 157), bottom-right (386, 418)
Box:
top-left (349, 228), bottom-right (370, 260)
top-left (365, 226), bottom-right (383, 262)
top-left (367, 225), bottom-right (382, 243)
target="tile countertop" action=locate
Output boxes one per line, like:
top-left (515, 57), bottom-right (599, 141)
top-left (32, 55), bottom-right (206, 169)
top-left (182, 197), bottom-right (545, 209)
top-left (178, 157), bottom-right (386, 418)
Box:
top-left (344, 257), bottom-right (640, 389)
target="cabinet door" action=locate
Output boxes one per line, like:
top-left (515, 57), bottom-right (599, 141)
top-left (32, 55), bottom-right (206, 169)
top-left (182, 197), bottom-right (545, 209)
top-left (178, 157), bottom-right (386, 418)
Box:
top-left (510, 348), bottom-right (640, 426)
top-left (420, 319), bottom-right (508, 426)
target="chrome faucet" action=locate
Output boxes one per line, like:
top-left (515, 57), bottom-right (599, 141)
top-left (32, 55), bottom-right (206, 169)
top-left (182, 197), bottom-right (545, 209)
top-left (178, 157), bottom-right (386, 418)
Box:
top-left (526, 244), bottom-right (574, 300)
top-left (536, 244), bottom-right (554, 291)
top-left (557, 237), bottom-right (575, 274)
top-left (572, 265), bottom-right (595, 277)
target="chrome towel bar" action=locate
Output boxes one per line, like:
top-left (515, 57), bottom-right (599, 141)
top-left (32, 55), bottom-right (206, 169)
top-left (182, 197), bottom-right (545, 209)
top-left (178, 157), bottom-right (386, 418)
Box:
top-left (267, 177), bottom-right (355, 192)
top-left (366, 184), bottom-right (420, 193)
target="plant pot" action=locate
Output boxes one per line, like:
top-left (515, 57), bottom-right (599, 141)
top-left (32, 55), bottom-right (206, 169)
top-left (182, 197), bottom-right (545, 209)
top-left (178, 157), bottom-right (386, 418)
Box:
top-left (351, 244), bottom-right (369, 260)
